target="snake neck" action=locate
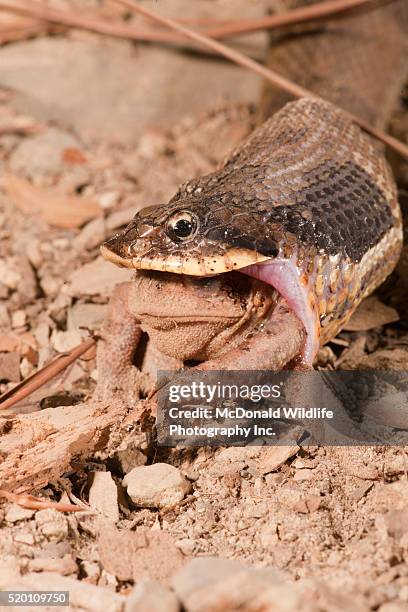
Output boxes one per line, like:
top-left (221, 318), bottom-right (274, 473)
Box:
top-left (258, 0), bottom-right (408, 130)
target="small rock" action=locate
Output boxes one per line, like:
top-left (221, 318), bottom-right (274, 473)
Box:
top-left (64, 256), bottom-right (133, 298)
top-left (0, 259), bottom-right (21, 289)
top-left (0, 352), bottom-right (20, 382)
top-left (67, 303), bottom-right (107, 333)
top-left (125, 579), bottom-right (179, 612)
top-left (293, 469), bottom-right (314, 481)
top-left (20, 357), bottom-right (34, 379)
top-left (97, 191), bottom-right (120, 210)
top-left (384, 507), bottom-right (408, 539)
top-left (35, 509), bottom-right (69, 541)
top-left (257, 445), bottom-right (299, 474)
top-left (345, 464), bottom-right (379, 480)
top-left (5, 504), bottom-right (35, 523)
top-left (34, 321), bottom-right (51, 348)
top-left (40, 274), bottom-right (62, 297)
top-left (123, 463), bottom-right (191, 509)
top-left (88, 471), bottom-right (120, 522)
top-left (28, 555), bottom-right (77, 576)
top-left (14, 532), bottom-right (35, 545)
top-left (11, 308), bottom-right (27, 329)
top-left (51, 329), bottom-right (82, 353)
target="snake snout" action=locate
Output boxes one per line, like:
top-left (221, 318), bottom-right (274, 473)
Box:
top-left (100, 218), bottom-right (158, 267)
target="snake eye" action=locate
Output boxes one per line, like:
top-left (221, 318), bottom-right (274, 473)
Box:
top-left (166, 210), bottom-right (198, 243)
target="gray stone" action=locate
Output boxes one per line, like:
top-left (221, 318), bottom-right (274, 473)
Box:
top-left (123, 463), bottom-right (191, 509)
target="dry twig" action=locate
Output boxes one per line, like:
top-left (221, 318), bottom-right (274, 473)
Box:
top-left (0, 489), bottom-right (87, 512)
top-left (0, 338), bottom-right (96, 411)
top-left (112, 0), bottom-right (408, 159)
top-left (0, 0), bottom-right (382, 45)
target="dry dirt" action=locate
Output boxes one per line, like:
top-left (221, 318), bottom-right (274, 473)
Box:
top-left (0, 1), bottom-right (408, 611)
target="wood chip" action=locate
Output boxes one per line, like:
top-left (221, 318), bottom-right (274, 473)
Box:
top-left (2, 173), bottom-right (101, 228)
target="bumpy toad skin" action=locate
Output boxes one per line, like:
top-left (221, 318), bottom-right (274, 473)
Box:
top-left (95, 271), bottom-right (305, 405)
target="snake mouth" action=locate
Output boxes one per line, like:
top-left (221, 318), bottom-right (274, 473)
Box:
top-left (100, 242), bottom-right (316, 364)
top-left (100, 243), bottom-right (270, 275)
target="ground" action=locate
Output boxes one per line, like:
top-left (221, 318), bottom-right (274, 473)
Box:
top-left (0, 1), bottom-right (408, 611)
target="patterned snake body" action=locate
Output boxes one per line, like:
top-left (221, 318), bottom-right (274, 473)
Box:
top-left (101, 0), bottom-right (407, 365)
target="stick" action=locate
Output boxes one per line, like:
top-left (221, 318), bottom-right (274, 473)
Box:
top-left (112, 0), bottom-right (408, 159)
top-left (0, 338), bottom-right (96, 411)
top-left (0, 0), bottom-right (382, 45)
top-left (0, 0), bottom-right (181, 43)
top-left (204, 0), bottom-right (382, 40)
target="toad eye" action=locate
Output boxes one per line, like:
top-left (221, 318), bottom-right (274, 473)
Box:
top-left (166, 210), bottom-right (198, 243)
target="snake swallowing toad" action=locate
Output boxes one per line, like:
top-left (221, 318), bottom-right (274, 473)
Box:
top-left (97, 0), bottom-right (408, 401)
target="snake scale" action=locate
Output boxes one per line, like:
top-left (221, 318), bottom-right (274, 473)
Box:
top-left (101, 0), bottom-right (408, 366)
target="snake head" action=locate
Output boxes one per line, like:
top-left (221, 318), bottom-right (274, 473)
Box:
top-left (101, 195), bottom-right (275, 275)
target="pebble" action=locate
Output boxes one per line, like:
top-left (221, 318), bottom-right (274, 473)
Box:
top-left (97, 191), bottom-right (120, 209)
top-left (125, 579), bottom-right (179, 612)
top-left (0, 260), bottom-right (21, 290)
top-left (35, 509), bottom-right (69, 541)
top-left (67, 303), bottom-right (107, 333)
top-left (293, 468), bottom-right (314, 481)
top-left (123, 463), bottom-right (191, 509)
top-left (40, 274), bottom-right (61, 298)
top-left (0, 352), bottom-right (20, 382)
top-left (14, 532), bottom-right (35, 546)
top-left (88, 471), bottom-right (120, 522)
top-left (64, 256), bottom-right (133, 298)
top-left (51, 329), bottom-right (82, 353)
top-left (5, 504), bottom-right (35, 523)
